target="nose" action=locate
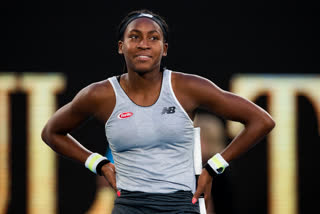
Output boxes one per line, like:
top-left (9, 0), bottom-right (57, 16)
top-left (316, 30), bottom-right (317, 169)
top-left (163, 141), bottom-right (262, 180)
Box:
top-left (137, 37), bottom-right (150, 49)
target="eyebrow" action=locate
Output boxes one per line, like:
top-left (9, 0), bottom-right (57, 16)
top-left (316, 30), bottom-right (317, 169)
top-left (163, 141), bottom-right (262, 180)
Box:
top-left (128, 29), bottom-right (161, 35)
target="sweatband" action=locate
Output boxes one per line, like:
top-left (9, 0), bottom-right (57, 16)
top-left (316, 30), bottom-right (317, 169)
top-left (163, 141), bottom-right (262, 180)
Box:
top-left (85, 153), bottom-right (110, 175)
top-left (118, 13), bottom-right (168, 42)
top-left (204, 163), bottom-right (217, 178)
top-left (205, 153), bottom-right (229, 176)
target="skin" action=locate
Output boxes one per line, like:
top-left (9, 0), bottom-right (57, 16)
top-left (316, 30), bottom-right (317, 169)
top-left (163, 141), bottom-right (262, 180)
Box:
top-left (41, 17), bottom-right (275, 208)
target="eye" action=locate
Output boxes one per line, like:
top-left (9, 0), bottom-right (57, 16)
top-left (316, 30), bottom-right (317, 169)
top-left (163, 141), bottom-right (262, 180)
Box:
top-left (150, 36), bottom-right (160, 41)
top-left (129, 35), bottom-right (139, 39)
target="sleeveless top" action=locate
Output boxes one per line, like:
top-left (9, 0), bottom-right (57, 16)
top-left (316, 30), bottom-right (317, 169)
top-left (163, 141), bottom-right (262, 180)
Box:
top-left (105, 69), bottom-right (196, 193)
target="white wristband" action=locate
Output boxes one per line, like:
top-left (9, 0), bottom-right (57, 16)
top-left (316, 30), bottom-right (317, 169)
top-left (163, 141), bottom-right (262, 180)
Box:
top-left (207, 153), bottom-right (229, 174)
top-left (85, 153), bottom-right (108, 174)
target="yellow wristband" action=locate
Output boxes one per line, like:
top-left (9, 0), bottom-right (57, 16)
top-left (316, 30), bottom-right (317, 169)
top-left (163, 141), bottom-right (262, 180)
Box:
top-left (85, 153), bottom-right (108, 174)
top-left (207, 153), bottom-right (229, 174)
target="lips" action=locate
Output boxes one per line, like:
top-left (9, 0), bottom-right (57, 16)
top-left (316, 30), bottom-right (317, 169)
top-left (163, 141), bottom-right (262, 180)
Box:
top-left (136, 55), bottom-right (151, 60)
top-left (134, 53), bottom-right (152, 60)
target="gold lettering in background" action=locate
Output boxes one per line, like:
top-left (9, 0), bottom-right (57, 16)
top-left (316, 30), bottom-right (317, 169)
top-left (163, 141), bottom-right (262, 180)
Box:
top-left (0, 74), bottom-right (17, 214)
top-left (228, 74), bottom-right (320, 214)
top-left (0, 73), bottom-right (65, 214)
top-left (20, 74), bottom-right (66, 214)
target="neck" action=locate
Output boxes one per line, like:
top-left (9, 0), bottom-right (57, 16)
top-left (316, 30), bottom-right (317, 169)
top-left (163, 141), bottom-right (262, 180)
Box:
top-left (125, 67), bottom-right (163, 92)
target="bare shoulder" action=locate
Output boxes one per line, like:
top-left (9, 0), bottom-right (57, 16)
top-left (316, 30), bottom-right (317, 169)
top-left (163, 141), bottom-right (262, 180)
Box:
top-left (172, 71), bottom-right (221, 90)
top-left (169, 71), bottom-right (224, 115)
top-left (171, 71), bottom-right (224, 98)
top-left (171, 71), bottom-right (202, 83)
top-left (73, 79), bottom-right (114, 104)
top-left (70, 79), bottom-right (115, 116)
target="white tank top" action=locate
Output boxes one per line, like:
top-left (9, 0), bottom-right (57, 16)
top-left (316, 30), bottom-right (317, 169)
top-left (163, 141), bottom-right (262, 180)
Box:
top-left (105, 69), bottom-right (196, 193)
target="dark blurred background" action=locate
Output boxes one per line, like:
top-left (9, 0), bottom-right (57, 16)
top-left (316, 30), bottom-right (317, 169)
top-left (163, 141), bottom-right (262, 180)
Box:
top-left (1, 0), bottom-right (320, 214)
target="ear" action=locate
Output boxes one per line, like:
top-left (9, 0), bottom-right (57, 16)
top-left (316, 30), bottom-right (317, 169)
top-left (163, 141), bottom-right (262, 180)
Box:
top-left (162, 42), bottom-right (168, 56)
top-left (118, 40), bottom-right (123, 54)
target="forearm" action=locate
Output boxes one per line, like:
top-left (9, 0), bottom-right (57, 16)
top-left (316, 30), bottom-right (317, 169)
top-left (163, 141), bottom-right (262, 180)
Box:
top-left (41, 128), bottom-right (91, 164)
top-left (221, 118), bottom-right (275, 162)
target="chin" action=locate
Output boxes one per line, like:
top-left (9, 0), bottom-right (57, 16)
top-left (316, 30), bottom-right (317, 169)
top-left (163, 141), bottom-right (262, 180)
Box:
top-left (133, 65), bottom-right (156, 74)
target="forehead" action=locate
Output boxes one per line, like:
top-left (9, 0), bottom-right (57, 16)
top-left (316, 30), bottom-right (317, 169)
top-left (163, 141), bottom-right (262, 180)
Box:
top-left (124, 17), bottom-right (163, 34)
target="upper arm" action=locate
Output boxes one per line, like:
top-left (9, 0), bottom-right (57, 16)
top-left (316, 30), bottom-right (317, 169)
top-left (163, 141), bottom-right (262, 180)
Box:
top-left (43, 81), bottom-right (114, 135)
top-left (180, 74), bottom-right (272, 125)
top-left (43, 86), bottom-right (96, 135)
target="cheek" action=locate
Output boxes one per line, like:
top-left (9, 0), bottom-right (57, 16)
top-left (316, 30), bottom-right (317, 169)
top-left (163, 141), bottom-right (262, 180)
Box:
top-left (156, 46), bottom-right (165, 58)
top-left (123, 43), bottom-right (136, 56)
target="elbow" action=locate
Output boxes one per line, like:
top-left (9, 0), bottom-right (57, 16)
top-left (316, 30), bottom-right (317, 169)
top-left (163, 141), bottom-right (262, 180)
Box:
top-left (262, 115), bottom-right (276, 133)
top-left (41, 124), bottom-right (57, 150)
top-left (270, 118), bottom-right (276, 129)
top-left (41, 123), bottom-right (68, 152)
top-left (41, 124), bottom-right (50, 145)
